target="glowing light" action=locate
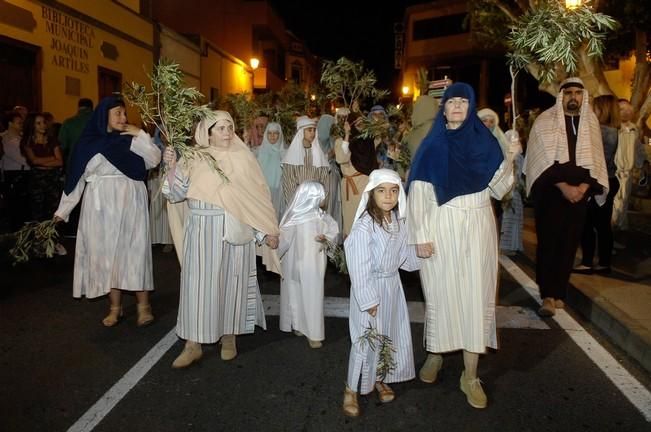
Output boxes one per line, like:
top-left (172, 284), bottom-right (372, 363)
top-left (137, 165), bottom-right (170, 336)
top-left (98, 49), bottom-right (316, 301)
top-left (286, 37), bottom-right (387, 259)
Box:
top-left (250, 58), bottom-right (260, 70)
top-left (402, 86), bottom-right (410, 96)
top-left (565, 0), bottom-right (582, 10)
top-left (310, 94), bottom-right (316, 101)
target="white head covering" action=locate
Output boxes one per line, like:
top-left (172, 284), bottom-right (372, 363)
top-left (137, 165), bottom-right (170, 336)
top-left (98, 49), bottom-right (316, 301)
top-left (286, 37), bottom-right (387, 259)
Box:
top-left (353, 168), bottom-right (407, 224)
top-left (281, 116), bottom-right (329, 167)
top-left (194, 110), bottom-right (249, 152)
top-left (477, 108), bottom-right (509, 156)
top-left (280, 181), bottom-right (325, 228)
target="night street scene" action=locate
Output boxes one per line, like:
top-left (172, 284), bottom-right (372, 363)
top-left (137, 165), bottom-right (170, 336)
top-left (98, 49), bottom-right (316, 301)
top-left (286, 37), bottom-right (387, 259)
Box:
top-left (1, 1), bottom-right (651, 431)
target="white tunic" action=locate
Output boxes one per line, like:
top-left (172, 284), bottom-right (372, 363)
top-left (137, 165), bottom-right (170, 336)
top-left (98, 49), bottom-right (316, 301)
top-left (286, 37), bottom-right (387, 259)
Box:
top-left (345, 214), bottom-right (420, 395)
top-left (55, 131), bottom-right (161, 298)
top-left (278, 214), bottom-right (339, 341)
top-left (408, 161), bottom-right (513, 353)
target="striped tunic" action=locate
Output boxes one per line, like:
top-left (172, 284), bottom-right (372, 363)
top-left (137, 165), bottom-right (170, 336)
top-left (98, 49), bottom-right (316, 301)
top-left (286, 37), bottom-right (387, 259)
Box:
top-left (345, 214), bottom-right (420, 394)
top-left (281, 149), bottom-right (329, 207)
top-left (408, 161), bottom-right (513, 353)
top-left (147, 172), bottom-right (173, 245)
top-left (163, 173), bottom-right (266, 344)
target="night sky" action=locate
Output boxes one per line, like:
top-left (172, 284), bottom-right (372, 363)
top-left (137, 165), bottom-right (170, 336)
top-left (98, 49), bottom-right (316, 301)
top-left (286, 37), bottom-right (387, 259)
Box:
top-left (268, 0), bottom-right (428, 94)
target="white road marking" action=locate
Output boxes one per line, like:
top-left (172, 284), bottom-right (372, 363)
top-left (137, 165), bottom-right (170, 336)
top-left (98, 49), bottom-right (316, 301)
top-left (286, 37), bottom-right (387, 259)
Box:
top-left (500, 254), bottom-right (651, 422)
top-left (66, 329), bottom-right (178, 432)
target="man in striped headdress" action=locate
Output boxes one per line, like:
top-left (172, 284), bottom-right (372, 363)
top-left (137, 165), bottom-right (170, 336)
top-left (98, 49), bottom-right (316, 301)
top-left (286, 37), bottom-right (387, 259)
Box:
top-left (524, 77), bottom-right (608, 317)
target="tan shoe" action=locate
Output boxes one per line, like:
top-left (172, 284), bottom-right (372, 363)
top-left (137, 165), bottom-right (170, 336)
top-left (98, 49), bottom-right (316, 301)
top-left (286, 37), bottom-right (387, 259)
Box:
top-left (102, 306), bottom-right (123, 327)
top-left (172, 341), bottom-right (202, 368)
top-left (136, 303), bottom-right (154, 327)
top-left (374, 381), bottom-right (395, 403)
top-left (538, 297), bottom-right (556, 317)
top-left (460, 370), bottom-right (487, 409)
top-left (554, 299), bottom-right (565, 309)
top-left (293, 330), bottom-right (304, 337)
top-left (308, 339), bottom-right (322, 349)
top-left (220, 334), bottom-right (237, 360)
top-left (419, 353), bottom-right (443, 383)
top-left (342, 386), bottom-right (360, 417)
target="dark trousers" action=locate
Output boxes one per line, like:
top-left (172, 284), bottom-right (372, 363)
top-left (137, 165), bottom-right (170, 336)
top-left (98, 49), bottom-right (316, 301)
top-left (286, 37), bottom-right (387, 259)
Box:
top-left (29, 168), bottom-right (62, 222)
top-left (580, 177), bottom-right (620, 268)
top-left (534, 187), bottom-right (587, 300)
top-left (1, 170), bottom-right (31, 231)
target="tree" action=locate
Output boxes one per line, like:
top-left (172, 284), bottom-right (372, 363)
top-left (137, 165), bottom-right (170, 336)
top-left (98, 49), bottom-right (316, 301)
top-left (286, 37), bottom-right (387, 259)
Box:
top-left (469, 0), bottom-right (650, 126)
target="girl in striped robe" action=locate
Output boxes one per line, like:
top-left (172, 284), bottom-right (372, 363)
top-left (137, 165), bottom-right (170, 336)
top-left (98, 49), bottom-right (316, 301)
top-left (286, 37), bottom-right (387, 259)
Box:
top-left (342, 169), bottom-right (420, 417)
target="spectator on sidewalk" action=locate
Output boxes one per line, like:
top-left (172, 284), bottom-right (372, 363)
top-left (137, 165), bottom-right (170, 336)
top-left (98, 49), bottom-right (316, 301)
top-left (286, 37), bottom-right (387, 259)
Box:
top-left (524, 77), bottom-right (608, 317)
top-left (0, 111), bottom-right (30, 230)
top-left (59, 98), bottom-right (94, 169)
top-left (574, 95), bottom-right (620, 275)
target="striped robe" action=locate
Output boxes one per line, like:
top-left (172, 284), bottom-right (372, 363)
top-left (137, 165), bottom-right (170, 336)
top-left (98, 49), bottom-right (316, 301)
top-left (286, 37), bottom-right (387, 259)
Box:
top-left (147, 172), bottom-right (173, 245)
top-left (281, 149), bottom-right (329, 208)
top-left (163, 172), bottom-right (266, 344)
top-left (345, 214), bottom-right (420, 394)
top-left (408, 161), bottom-right (513, 353)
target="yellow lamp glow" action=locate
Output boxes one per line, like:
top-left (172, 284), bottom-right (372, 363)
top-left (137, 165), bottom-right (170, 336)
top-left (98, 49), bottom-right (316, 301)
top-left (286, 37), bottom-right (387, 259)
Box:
top-left (310, 94), bottom-right (316, 101)
top-left (565, 0), bottom-right (582, 9)
top-left (250, 58), bottom-right (260, 70)
top-left (402, 86), bottom-right (410, 96)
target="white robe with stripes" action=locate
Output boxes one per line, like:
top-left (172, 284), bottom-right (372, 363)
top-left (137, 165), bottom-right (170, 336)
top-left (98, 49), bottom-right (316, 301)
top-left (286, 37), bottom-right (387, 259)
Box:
top-left (345, 214), bottom-right (420, 394)
top-left (278, 214), bottom-right (339, 341)
top-left (147, 172), bottom-right (173, 245)
top-left (408, 161), bottom-right (513, 353)
top-left (163, 172), bottom-right (266, 344)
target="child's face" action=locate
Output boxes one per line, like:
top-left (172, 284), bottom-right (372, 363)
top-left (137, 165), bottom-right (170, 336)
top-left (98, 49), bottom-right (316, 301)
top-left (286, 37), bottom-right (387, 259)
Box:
top-left (373, 182), bottom-right (399, 214)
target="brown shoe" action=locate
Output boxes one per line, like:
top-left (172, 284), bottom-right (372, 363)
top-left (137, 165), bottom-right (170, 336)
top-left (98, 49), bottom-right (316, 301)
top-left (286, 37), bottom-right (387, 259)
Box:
top-left (538, 297), bottom-right (556, 317)
top-left (374, 382), bottom-right (395, 403)
top-left (102, 306), bottom-right (123, 327)
top-left (342, 386), bottom-right (360, 417)
top-left (220, 334), bottom-right (237, 360)
top-left (419, 353), bottom-right (443, 383)
top-left (172, 341), bottom-right (202, 368)
top-left (136, 303), bottom-right (154, 327)
top-left (460, 370), bottom-right (487, 409)
top-left (554, 299), bottom-right (565, 309)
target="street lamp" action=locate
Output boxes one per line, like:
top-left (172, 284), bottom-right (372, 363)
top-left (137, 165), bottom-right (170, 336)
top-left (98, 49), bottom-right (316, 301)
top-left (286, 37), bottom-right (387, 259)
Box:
top-left (565, 0), bottom-right (582, 10)
top-left (402, 86), bottom-right (410, 96)
top-left (250, 57), bottom-right (260, 70)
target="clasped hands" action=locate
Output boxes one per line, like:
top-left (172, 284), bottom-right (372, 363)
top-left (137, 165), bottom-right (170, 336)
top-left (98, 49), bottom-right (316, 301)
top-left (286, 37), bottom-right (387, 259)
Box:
top-left (556, 182), bottom-right (589, 203)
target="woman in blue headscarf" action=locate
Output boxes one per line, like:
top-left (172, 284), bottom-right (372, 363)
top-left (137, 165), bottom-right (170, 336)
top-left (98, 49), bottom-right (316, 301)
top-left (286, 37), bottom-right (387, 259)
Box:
top-left (407, 83), bottom-right (518, 409)
top-left (256, 122), bottom-right (285, 219)
top-left (54, 95), bottom-right (161, 327)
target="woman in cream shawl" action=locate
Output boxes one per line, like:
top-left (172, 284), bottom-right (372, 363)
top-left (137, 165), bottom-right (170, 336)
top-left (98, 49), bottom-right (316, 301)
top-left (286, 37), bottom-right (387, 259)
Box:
top-left (162, 110), bottom-right (280, 368)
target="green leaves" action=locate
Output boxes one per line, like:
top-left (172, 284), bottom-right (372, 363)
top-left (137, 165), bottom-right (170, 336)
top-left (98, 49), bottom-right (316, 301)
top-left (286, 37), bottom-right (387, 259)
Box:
top-left (323, 238), bottom-right (348, 274)
top-left (320, 57), bottom-right (389, 110)
top-left (9, 220), bottom-right (60, 265)
top-left (357, 325), bottom-right (397, 381)
top-left (507, 1), bottom-right (618, 83)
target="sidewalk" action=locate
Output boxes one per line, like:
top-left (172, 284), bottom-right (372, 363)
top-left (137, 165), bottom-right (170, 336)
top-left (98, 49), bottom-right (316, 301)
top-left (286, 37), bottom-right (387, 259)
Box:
top-left (519, 208), bottom-right (651, 374)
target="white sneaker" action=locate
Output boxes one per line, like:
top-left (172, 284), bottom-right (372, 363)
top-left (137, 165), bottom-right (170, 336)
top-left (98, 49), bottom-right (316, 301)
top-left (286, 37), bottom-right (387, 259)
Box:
top-left (54, 243), bottom-right (67, 256)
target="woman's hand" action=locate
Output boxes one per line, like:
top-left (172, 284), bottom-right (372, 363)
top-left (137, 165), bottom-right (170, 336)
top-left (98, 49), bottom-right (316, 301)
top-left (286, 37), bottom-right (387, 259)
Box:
top-left (315, 234), bottom-right (326, 242)
top-left (367, 305), bottom-right (378, 317)
top-left (53, 215), bottom-right (64, 224)
top-left (416, 243), bottom-right (434, 258)
top-left (163, 146), bottom-right (177, 169)
top-left (265, 235), bottom-right (279, 249)
top-left (119, 124), bottom-right (142, 137)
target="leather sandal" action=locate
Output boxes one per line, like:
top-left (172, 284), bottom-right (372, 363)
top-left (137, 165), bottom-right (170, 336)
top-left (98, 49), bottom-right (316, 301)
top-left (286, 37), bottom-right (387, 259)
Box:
top-left (342, 386), bottom-right (360, 417)
top-left (136, 303), bottom-right (154, 327)
top-left (102, 306), bottom-right (123, 327)
top-left (220, 334), bottom-right (237, 361)
top-left (374, 381), bottom-right (395, 403)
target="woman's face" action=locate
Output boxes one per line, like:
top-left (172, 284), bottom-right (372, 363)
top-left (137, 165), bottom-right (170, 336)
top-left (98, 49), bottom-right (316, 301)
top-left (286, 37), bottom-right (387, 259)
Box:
top-left (210, 119), bottom-right (234, 148)
top-left (373, 182), bottom-right (399, 214)
top-left (34, 116), bottom-right (47, 135)
top-left (303, 127), bottom-right (316, 144)
top-left (481, 116), bottom-right (495, 130)
top-left (267, 130), bottom-right (280, 144)
top-left (444, 97), bottom-right (469, 128)
top-left (107, 106), bottom-right (127, 132)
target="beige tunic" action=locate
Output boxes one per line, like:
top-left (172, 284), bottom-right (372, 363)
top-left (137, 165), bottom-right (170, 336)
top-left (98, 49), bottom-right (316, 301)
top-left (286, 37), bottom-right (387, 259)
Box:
top-left (335, 137), bottom-right (370, 236)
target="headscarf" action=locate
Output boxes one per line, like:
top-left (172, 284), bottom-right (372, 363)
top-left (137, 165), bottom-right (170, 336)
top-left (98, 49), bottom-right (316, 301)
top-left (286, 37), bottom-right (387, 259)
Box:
top-left (347, 112), bottom-right (378, 176)
top-left (407, 82), bottom-right (504, 205)
top-left (184, 110), bottom-right (279, 236)
top-left (281, 116), bottom-right (329, 167)
top-left (317, 114), bottom-right (335, 154)
top-left (353, 168), bottom-right (407, 224)
top-left (524, 77), bottom-right (608, 205)
top-left (280, 181), bottom-right (325, 228)
top-left (477, 108), bottom-right (508, 156)
top-left (368, 105), bottom-right (387, 120)
top-left (256, 122), bottom-right (285, 189)
top-left (64, 95), bottom-right (146, 194)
